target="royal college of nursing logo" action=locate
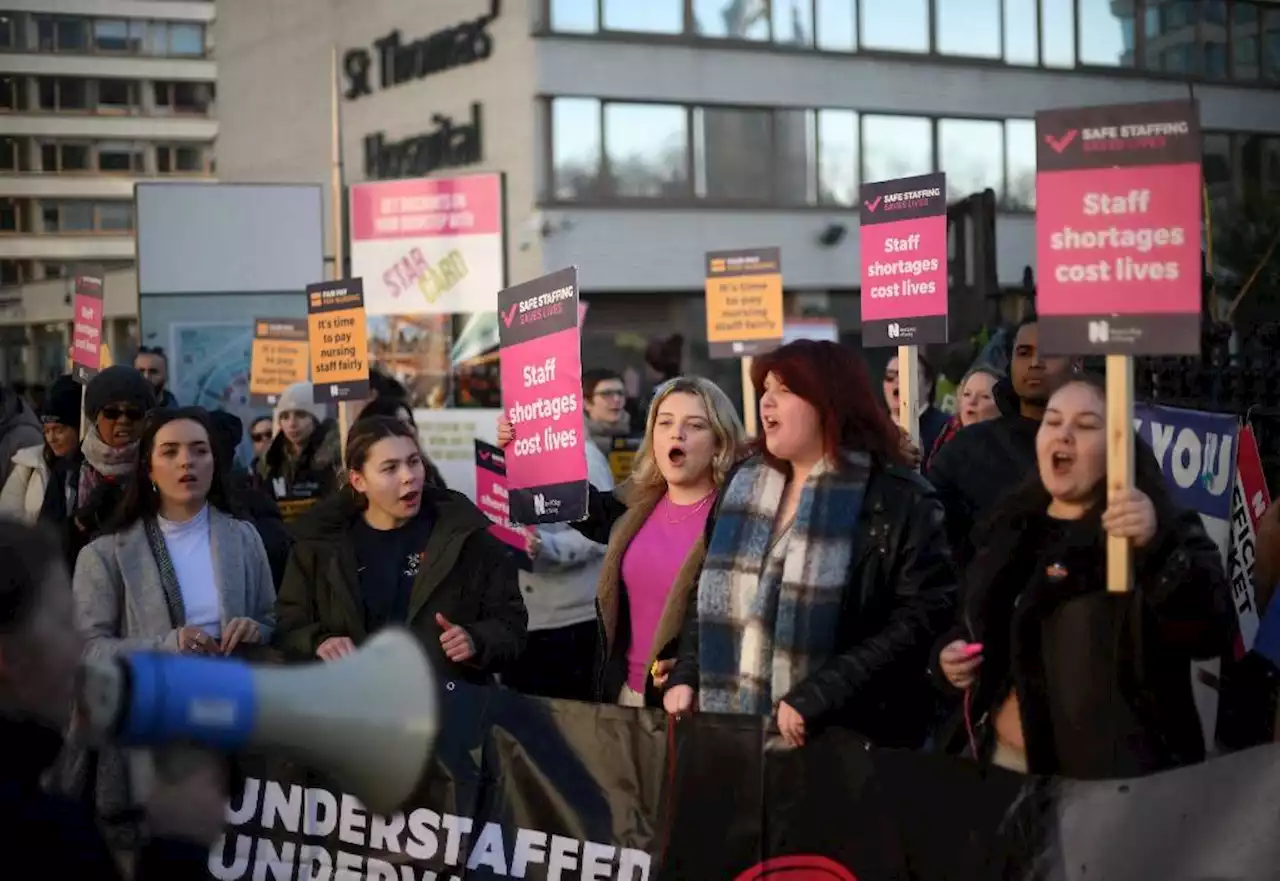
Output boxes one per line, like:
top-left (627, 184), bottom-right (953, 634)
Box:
top-left (1088, 320), bottom-right (1110, 343)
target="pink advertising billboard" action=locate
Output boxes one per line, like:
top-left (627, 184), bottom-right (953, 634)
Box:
top-left (349, 173), bottom-right (504, 317)
top-left (1035, 99), bottom-right (1202, 355)
top-left (497, 266), bottom-right (588, 525)
top-left (859, 172), bottom-right (949, 347)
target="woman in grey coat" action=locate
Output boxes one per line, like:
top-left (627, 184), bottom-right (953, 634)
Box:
top-left (68, 407), bottom-right (276, 855)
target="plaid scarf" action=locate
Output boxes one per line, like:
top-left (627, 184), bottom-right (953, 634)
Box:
top-left (696, 451), bottom-right (869, 715)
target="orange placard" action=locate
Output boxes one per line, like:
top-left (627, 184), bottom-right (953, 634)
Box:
top-left (249, 318), bottom-right (310, 406)
top-left (306, 278), bottom-right (370, 403)
top-left (704, 247), bottom-right (784, 359)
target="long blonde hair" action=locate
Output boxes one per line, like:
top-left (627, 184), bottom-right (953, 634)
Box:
top-left (620, 376), bottom-right (746, 507)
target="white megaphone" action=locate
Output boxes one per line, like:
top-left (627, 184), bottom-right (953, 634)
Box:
top-left (77, 628), bottom-right (438, 816)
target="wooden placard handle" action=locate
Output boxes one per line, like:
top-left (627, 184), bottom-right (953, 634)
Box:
top-left (1105, 354), bottom-right (1135, 593)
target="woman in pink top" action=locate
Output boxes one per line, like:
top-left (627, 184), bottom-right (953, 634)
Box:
top-left (497, 376), bottom-right (745, 707)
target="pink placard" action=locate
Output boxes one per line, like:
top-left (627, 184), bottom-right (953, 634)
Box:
top-left (474, 440), bottom-right (532, 555)
top-left (349, 174), bottom-right (502, 241)
top-left (71, 275), bottom-right (104, 383)
top-left (859, 213), bottom-right (948, 321)
top-left (1036, 163), bottom-right (1201, 316)
top-left (497, 267), bottom-right (589, 525)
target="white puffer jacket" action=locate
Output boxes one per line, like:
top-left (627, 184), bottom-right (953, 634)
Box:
top-left (0, 444), bottom-right (50, 523)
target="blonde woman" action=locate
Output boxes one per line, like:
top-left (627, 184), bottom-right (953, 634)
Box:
top-left (497, 376), bottom-right (746, 707)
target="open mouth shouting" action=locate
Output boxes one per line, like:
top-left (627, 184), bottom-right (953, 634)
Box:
top-left (177, 472), bottom-right (198, 487)
top-left (399, 489), bottom-right (422, 508)
top-left (668, 444), bottom-right (687, 467)
top-left (1050, 449), bottom-right (1075, 476)
top-left (762, 415), bottom-right (780, 433)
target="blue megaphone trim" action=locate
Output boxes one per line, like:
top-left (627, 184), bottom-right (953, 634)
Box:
top-left (117, 652), bottom-right (257, 750)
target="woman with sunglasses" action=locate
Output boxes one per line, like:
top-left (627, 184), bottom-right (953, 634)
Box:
top-left (248, 416), bottom-right (274, 469)
top-left (40, 366), bottom-right (155, 565)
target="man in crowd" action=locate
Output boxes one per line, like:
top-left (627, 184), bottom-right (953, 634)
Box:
top-left (926, 317), bottom-right (1076, 567)
top-left (133, 346), bottom-right (178, 408)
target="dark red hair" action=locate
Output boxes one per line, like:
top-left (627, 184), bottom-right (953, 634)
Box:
top-left (750, 340), bottom-right (904, 470)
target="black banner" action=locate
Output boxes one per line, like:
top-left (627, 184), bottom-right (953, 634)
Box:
top-left (209, 683), bottom-right (1280, 880)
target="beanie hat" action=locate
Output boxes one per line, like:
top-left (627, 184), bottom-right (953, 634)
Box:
top-left (207, 409), bottom-right (244, 463)
top-left (84, 365), bottom-right (155, 420)
top-left (40, 374), bottom-right (82, 429)
top-left (273, 381), bottom-right (327, 427)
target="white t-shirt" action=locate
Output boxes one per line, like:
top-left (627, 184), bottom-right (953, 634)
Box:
top-left (158, 505), bottom-right (221, 638)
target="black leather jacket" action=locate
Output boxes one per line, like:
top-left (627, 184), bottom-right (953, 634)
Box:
top-left (665, 455), bottom-right (957, 748)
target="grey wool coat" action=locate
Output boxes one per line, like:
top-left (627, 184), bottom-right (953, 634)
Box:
top-left (63, 508), bottom-right (276, 840)
top-left (74, 508), bottom-right (277, 657)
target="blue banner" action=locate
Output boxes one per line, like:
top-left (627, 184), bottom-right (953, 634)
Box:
top-left (1132, 403), bottom-right (1238, 520)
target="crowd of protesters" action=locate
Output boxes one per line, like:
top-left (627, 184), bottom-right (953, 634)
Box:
top-left (0, 316), bottom-right (1267, 877)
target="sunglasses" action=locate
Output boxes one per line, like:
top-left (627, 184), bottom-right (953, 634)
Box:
top-left (251, 432), bottom-right (272, 442)
top-left (100, 406), bottom-right (145, 421)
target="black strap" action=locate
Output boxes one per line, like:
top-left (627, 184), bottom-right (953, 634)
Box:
top-left (142, 517), bottom-right (187, 629)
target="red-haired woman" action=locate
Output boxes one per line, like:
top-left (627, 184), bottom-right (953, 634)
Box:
top-left (664, 340), bottom-right (956, 749)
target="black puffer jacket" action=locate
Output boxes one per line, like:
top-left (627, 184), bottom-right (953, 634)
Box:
top-left (666, 456), bottom-right (957, 748)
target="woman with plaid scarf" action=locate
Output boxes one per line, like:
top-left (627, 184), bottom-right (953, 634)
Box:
top-left (663, 340), bottom-right (957, 749)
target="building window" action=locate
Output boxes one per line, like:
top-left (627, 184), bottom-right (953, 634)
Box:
top-left (1261, 4), bottom-right (1279, 80)
top-left (37, 77), bottom-right (89, 111)
top-left (97, 141), bottom-right (144, 172)
top-left (40, 200), bottom-right (131, 233)
top-left (1040, 0), bottom-right (1075, 67)
top-left (40, 142), bottom-right (90, 172)
top-left (694, 106), bottom-right (773, 200)
top-left (1078, 0), bottom-right (1135, 67)
top-left (773, 0), bottom-right (816, 47)
top-left (1004, 119), bottom-right (1036, 210)
top-left (549, 0), bottom-right (597, 32)
top-left (97, 202), bottom-right (133, 231)
top-left (157, 144), bottom-right (205, 173)
top-left (862, 114), bottom-right (933, 183)
top-left (0, 261), bottom-right (21, 286)
top-left (602, 0), bottom-right (682, 33)
top-left (97, 79), bottom-right (140, 112)
top-left (817, 109), bottom-right (858, 206)
top-left (935, 0), bottom-right (1000, 58)
top-left (692, 0), bottom-right (769, 41)
top-left (1003, 0), bottom-right (1038, 64)
top-left (167, 22), bottom-right (205, 55)
top-left (604, 103), bottom-right (688, 198)
top-left (93, 19), bottom-right (133, 52)
top-left (154, 81), bottom-right (212, 114)
top-left (861, 0), bottom-right (928, 52)
top-left (0, 198), bottom-right (21, 233)
top-left (775, 109), bottom-right (816, 203)
top-left (35, 15), bottom-right (88, 52)
top-left (551, 98), bottom-right (604, 200)
top-left (0, 75), bottom-right (23, 112)
top-left (1233, 1), bottom-right (1261, 81)
top-left (43, 201), bottom-right (94, 232)
top-left (0, 137), bottom-right (19, 172)
top-left (939, 118), bottom-right (1004, 201)
top-left (0, 11), bottom-right (23, 50)
top-left (815, 0), bottom-right (856, 51)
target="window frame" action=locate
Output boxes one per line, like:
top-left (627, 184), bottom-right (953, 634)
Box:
top-left (38, 199), bottom-right (135, 234)
top-left (537, 0), bottom-right (1280, 87)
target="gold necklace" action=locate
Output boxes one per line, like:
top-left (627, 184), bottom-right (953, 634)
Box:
top-left (663, 490), bottom-right (715, 524)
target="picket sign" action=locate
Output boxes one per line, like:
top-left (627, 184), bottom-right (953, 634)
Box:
top-left (1106, 355), bottom-right (1136, 592)
top-left (1230, 423), bottom-right (1270, 655)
